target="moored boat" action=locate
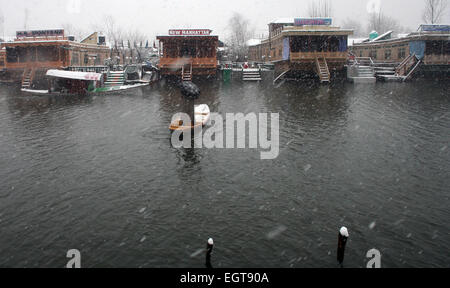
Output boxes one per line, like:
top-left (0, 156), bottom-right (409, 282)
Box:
top-left (21, 69), bottom-right (148, 96)
top-left (169, 104), bottom-right (211, 132)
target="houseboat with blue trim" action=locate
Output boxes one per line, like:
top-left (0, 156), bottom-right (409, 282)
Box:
top-left (350, 24), bottom-right (450, 80)
top-left (248, 18), bottom-right (353, 83)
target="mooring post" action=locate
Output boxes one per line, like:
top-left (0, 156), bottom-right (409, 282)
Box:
top-left (337, 227), bottom-right (349, 267)
top-left (205, 238), bottom-right (214, 269)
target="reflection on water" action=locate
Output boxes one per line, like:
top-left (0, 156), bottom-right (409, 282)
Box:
top-left (0, 80), bottom-right (448, 268)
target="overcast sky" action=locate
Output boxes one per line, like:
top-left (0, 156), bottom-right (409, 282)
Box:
top-left (0, 0), bottom-right (449, 40)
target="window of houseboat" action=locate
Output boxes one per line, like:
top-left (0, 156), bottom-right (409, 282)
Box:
top-left (16, 47), bottom-right (32, 63)
top-left (71, 52), bottom-right (80, 66)
top-left (426, 40), bottom-right (446, 55)
top-left (398, 47), bottom-right (406, 59)
top-left (369, 49), bottom-right (377, 59)
top-left (6, 48), bottom-right (18, 63)
top-left (290, 36), bottom-right (344, 53)
top-left (94, 54), bottom-right (101, 65)
top-left (36, 46), bottom-right (59, 62)
top-left (385, 49), bottom-right (392, 60)
top-left (180, 41), bottom-right (195, 58)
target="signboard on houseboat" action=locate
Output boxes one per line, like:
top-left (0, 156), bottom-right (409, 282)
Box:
top-left (168, 29), bottom-right (212, 36)
top-left (294, 18), bottom-right (332, 26)
top-left (16, 29), bottom-right (65, 39)
top-left (418, 25), bottom-right (450, 32)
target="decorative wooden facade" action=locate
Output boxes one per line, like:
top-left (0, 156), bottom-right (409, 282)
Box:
top-left (248, 18), bottom-right (353, 82)
top-left (0, 29), bottom-right (110, 86)
top-left (157, 29), bottom-right (219, 79)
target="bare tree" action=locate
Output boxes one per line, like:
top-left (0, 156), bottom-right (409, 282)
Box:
top-left (367, 11), bottom-right (405, 35)
top-left (341, 18), bottom-right (363, 37)
top-left (62, 23), bottom-right (88, 42)
top-left (227, 12), bottom-right (254, 61)
top-left (422, 0), bottom-right (448, 24)
top-left (308, 0), bottom-right (333, 18)
top-left (123, 29), bottom-right (146, 63)
top-left (102, 15), bottom-right (124, 47)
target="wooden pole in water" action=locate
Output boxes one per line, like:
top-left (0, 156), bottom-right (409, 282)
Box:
top-left (337, 227), bottom-right (349, 267)
top-left (205, 238), bottom-right (214, 268)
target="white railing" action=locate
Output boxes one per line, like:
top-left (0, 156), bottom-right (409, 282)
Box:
top-left (404, 60), bottom-right (421, 81)
top-left (395, 53), bottom-right (417, 76)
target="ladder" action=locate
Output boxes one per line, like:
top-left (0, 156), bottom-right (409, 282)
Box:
top-left (181, 64), bottom-right (193, 82)
top-left (21, 68), bottom-right (35, 89)
top-left (316, 57), bottom-right (330, 83)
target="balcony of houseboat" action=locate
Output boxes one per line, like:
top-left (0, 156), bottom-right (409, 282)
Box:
top-left (159, 57), bottom-right (217, 69)
top-left (3, 46), bottom-right (69, 70)
top-left (290, 51), bottom-right (348, 61)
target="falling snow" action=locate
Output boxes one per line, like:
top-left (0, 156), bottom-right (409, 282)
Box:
top-left (267, 225), bottom-right (287, 240)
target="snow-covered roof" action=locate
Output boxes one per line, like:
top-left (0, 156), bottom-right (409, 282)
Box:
top-left (372, 31), bottom-right (393, 42)
top-left (282, 28), bottom-right (353, 35)
top-left (418, 24), bottom-right (450, 32)
top-left (46, 70), bottom-right (102, 81)
top-left (348, 38), bottom-right (369, 46)
top-left (0, 36), bottom-right (16, 42)
top-left (247, 39), bottom-right (262, 47)
top-left (6, 39), bottom-right (68, 44)
top-left (269, 18), bottom-right (295, 24)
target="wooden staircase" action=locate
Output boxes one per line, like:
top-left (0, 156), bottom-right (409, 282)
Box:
top-left (104, 71), bottom-right (125, 87)
top-left (242, 69), bottom-right (262, 81)
top-left (316, 57), bottom-right (330, 83)
top-left (395, 53), bottom-right (420, 80)
top-left (181, 64), bottom-right (193, 82)
top-left (376, 54), bottom-right (421, 82)
top-left (21, 68), bottom-right (35, 89)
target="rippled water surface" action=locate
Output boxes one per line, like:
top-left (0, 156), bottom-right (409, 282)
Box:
top-left (0, 80), bottom-right (448, 268)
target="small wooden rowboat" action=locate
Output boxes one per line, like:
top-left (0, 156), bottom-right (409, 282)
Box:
top-left (169, 104), bottom-right (211, 132)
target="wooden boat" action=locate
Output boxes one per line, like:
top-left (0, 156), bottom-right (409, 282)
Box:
top-left (20, 69), bottom-right (148, 96)
top-left (169, 104), bottom-right (211, 132)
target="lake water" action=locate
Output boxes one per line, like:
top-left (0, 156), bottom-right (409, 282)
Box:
top-left (0, 79), bottom-right (448, 268)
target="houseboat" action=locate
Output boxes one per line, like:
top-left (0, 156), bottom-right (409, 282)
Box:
top-left (156, 29), bottom-right (219, 80)
top-left (0, 29), bottom-right (111, 89)
top-left (0, 48), bottom-right (6, 80)
top-left (350, 24), bottom-right (450, 80)
top-left (248, 18), bottom-right (353, 82)
top-left (0, 48), bottom-right (5, 70)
